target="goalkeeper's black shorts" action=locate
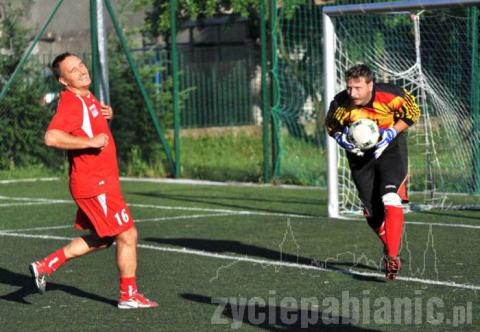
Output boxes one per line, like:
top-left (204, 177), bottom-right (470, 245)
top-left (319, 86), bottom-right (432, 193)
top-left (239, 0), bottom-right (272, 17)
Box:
top-left (347, 132), bottom-right (409, 217)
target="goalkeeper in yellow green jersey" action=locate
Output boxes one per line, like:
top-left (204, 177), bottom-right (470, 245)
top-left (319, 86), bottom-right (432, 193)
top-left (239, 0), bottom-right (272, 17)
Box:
top-left (325, 64), bottom-right (421, 280)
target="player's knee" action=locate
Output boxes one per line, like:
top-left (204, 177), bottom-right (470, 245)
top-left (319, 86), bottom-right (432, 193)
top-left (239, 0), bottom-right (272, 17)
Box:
top-left (117, 226), bottom-right (137, 246)
top-left (382, 193), bottom-right (402, 207)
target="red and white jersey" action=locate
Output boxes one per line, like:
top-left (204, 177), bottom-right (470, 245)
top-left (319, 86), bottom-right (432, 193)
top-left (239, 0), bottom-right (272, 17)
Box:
top-left (47, 90), bottom-right (120, 198)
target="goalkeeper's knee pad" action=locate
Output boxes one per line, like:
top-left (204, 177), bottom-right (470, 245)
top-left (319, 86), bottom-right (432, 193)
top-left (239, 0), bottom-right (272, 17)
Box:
top-left (382, 193), bottom-right (402, 207)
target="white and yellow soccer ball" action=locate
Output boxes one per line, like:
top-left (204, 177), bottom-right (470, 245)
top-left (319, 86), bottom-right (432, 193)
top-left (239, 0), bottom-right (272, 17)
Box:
top-left (347, 118), bottom-right (380, 151)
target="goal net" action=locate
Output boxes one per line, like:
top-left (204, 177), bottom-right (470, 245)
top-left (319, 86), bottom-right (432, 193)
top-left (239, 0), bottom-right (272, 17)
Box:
top-left (324, 2), bottom-right (480, 217)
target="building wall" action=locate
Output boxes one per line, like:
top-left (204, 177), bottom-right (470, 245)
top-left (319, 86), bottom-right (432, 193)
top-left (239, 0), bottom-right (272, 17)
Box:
top-left (0, 1), bottom-right (251, 57)
top-left (0, 0), bottom-right (145, 56)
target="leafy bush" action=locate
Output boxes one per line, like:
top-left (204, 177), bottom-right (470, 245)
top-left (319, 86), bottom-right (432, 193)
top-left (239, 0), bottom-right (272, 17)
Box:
top-left (0, 1), bottom-right (66, 172)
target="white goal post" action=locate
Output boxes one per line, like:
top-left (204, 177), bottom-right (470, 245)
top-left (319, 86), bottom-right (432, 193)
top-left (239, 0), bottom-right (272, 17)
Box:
top-left (323, 0), bottom-right (480, 219)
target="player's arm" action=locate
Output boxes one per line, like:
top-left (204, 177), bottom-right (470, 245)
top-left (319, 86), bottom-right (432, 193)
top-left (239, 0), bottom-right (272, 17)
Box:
top-left (45, 129), bottom-right (108, 150)
top-left (396, 89), bottom-right (421, 126)
top-left (381, 89), bottom-right (421, 138)
top-left (325, 99), bottom-right (343, 137)
top-left (374, 89), bottom-right (419, 159)
top-left (392, 119), bottom-right (409, 135)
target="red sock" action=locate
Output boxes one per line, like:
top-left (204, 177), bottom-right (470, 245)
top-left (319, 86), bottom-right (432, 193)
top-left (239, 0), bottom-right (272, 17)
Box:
top-left (384, 205), bottom-right (404, 257)
top-left (375, 222), bottom-right (387, 247)
top-left (119, 276), bottom-right (137, 300)
top-left (43, 249), bottom-right (67, 275)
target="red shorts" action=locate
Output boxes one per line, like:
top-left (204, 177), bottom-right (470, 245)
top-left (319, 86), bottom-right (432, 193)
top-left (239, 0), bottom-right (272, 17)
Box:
top-left (74, 190), bottom-right (134, 238)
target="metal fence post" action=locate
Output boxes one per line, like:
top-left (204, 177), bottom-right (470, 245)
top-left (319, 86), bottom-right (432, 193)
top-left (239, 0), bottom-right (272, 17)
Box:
top-left (171, 0), bottom-right (181, 178)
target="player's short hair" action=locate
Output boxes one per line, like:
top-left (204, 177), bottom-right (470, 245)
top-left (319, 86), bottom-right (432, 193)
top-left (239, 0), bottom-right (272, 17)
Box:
top-left (345, 64), bottom-right (375, 83)
top-left (51, 52), bottom-right (74, 80)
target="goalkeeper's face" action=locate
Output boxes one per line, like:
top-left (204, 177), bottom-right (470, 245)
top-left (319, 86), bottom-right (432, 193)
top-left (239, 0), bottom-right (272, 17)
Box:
top-left (346, 77), bottom-right (373, 106)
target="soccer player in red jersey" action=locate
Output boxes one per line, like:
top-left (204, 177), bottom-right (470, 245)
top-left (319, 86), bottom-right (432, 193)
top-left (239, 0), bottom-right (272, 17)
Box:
top-left (325, 64), bottom-right (421, 280)
top-left (29, 52), bottom-right (158, 309)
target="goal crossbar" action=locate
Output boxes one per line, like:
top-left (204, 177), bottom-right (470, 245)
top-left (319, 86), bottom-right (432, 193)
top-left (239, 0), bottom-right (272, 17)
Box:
top-left (323, 0), bottom-right (480, 15)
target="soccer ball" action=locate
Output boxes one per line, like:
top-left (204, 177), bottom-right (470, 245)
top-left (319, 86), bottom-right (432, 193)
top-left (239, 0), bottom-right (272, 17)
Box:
top-left (348, 119), bottom-right (380, 151)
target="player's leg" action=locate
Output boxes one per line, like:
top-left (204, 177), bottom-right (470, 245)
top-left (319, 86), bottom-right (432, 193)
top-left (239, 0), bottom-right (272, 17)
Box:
top-left (115, 225), bottom-right (137, 278)
top-left (374, 189), bottom-right (402, 280)
top-left (29, 208), bottom-right (114, 294)
top-left (63, 232), bottom-right (115, 259)
top-left (115, 225), bottom-right (158, 309)
top-left (365, 189), bottom-right (387, 249)
top-left (115, 226), bottom-right (138, 302)
top-left (348, 156), bottom-right (386, 245)
top-left (376, 135), bottom-right (408, 280)
top-left (100, 192), bottom-right (158, 309)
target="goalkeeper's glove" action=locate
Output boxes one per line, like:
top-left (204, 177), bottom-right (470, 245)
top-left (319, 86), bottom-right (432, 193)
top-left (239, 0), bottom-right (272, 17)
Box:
top-left (374, 128), bottom-right (397, 159)
top-left (334, 127), bottom-right (364, 157)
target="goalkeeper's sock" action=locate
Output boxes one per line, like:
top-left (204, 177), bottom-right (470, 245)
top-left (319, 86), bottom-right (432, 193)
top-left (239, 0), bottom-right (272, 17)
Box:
top-left (384, 205), bottom-right (404, 257)
top-left (43, 249), bottom-right (67, 275)
top-left (119, 276), bottom-right (138, 300)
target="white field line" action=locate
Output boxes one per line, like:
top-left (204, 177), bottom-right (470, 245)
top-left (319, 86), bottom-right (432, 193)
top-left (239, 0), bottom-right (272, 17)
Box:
top-left (129, 203), bottom-right (313, 219)
top-left (0, 195), bottom-right (312, 219)
top-left (0, 202), bottom-right (70, 207)
top-left (135, 213), bottom-right (238, 223)
top-left (137, 243), bottom-right (480, 291)
top-left (0, 176), bottom-right (316, 190)
top-left (405, 221), bottom-right (480, 229)
top-left (4, 177), bottom-right (480, 198)
top-left (3, 176), bottom-right (478, 197)
top-left (120, 176), bottom-right (319, 190)
top-left (0, 232), bottom-right (71, 241)
top-left (0, 225), bottom-right (73, 233)
top-left (0, 195), bottom-right (479, 230)
top-left (0, 177), bottom-right (60, 184)
top-left (0, 230), bottom-right (478, 291)
top-left (0, 195), bottom-right (71, 203)
top-left (0, 213), bottom-right (239, 233)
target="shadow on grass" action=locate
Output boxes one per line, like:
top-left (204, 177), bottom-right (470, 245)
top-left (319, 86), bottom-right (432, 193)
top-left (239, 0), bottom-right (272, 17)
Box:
top-left (181, 293), bottom-right (381, 331)
top-left (132, 191), bottom-right (323, 218)
top-left (0, 267), bottom-right (117, 306)
top-left (144, 238), bottom-right (384, 283)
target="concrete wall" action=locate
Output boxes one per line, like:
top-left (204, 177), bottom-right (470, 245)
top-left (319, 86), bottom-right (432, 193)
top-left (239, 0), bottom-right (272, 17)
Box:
top-left (0, 1), bottom-right (250, 58)
top-left (0, 0), bottom-right (145, 56)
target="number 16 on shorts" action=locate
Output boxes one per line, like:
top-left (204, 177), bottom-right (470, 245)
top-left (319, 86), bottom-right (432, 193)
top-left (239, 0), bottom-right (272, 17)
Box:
top-left (114, 208), bottom-right (130, 226)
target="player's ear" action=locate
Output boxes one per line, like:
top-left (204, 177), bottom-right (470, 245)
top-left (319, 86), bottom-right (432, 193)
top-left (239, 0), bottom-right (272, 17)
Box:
top-left (58, 76), bottom-right (68, 87)
top-left (367, 80), bottom-right (374, 91)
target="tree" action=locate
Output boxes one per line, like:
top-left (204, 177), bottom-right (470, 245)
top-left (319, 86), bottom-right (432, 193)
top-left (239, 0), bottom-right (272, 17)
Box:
top-left (0, 1), bottom-right (64, 171)
top-left (133, 0), bottom-right (308, 42)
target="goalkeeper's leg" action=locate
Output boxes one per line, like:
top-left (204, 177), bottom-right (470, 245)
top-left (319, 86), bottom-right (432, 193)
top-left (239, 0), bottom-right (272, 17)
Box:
top-left (364, 196), bottom-right (387, 249)
top-left (376, 137), bottom-right (408, 280)
top-left (382, 192), bottom-right (404, 280)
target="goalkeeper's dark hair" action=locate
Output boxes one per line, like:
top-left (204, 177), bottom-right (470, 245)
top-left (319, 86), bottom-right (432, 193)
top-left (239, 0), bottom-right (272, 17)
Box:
top-left (345, 64), bottom-right (375, 83)
top-left (51, 52), bottom-right (74, 80)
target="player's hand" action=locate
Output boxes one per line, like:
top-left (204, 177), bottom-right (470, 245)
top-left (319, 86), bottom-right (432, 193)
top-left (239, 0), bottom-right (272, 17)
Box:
top-left (90, 133), bottom-right (109, 150)
top-left (374, 128), bottom-right (397, 159)
top-left (100, 103), bottom-right (113, 120)
top-left (334, 127), bottom-right (364, 157)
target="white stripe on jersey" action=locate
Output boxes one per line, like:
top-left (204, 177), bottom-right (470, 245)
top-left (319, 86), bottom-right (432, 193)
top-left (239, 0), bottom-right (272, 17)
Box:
top-left (76, 95), bottom-right (94, 138)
